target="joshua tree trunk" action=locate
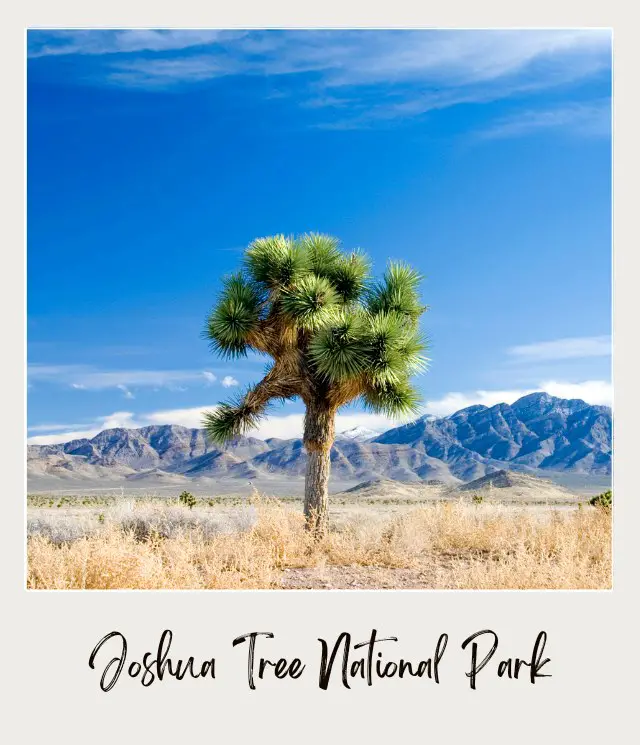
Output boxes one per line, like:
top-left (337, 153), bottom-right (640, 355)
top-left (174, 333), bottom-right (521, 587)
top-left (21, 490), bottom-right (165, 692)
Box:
top-left (303, 400), bottom-right (335, 536)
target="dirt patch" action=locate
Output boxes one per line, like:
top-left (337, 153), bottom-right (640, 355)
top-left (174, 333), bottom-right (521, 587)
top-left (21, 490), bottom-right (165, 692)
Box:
top-left (276, 564), bottom-right (438, 589)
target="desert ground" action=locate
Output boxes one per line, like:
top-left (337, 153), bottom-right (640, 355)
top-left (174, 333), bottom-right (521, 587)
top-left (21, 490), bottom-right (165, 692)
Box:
top-left (26, 473), bottom-right (611, 590)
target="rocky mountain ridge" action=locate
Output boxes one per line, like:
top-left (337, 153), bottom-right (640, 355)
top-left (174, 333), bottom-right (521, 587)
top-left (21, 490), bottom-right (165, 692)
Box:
top-left (28, 392), bottom-right (611, 488)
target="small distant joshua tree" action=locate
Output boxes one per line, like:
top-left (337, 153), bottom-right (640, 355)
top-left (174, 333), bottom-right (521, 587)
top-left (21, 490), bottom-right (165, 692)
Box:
top-left (589, 489), bottom-right (612, 509)
top-left (179, 491), bottom-right (197, 510)
top-left (203, 234), bottom-right (429, 535)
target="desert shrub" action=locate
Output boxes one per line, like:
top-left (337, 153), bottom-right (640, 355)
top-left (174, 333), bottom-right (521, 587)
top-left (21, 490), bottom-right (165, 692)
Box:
top-left (179, 491), bottom-right (197, 510)
top-left (116, 504), bottom-right (256, 541)
top-left (27, 517), bottom-right (95, 545)
top-left (589, 490), bottom-right (612, 509)
top-left (472, 494), bottom-right (484, 504)
top-left (118, 508), bottom-right (207, 540)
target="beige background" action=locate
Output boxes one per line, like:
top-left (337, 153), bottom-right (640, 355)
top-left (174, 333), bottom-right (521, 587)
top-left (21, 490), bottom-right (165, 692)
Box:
top-left (4, 2), bottom-right (637, 742)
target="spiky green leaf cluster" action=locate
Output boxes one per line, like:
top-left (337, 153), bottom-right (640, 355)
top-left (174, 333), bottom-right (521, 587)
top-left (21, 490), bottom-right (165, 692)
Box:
top-left (328, 251), bottom-right (371, 303)
top-left (366, 312), bottom-right (410, 385)
top-left (362, 378), bottom-right (423, 418)
top-left (203, 393), bottom-right (264, 445)
top-left (205, 273), bottom-right (262, 359)
top-left (367, 261), bottom-right (425, 322)
top-left (244, 235), bottom-right (307, 290)
top-left (281, 274), bottom-right (339, 330)
top-left (300, 233), bottom-right (342, 274)
top-left (308, 310), bottom-right (369, 381)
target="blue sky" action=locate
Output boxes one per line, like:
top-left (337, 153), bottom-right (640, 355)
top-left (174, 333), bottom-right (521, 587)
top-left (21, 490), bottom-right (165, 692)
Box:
top-left (27, 29), bottom-right (612, 443)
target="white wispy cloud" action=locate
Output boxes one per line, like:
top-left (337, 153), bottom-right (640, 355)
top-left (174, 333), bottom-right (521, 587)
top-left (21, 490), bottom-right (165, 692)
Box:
top-left (28, 30), bottom-right (611, 128)
top-left (538, 379), bottom-right (612, 405)
top-left (507, 335), bottom-right (611, 362)
top-left (424, 389), bottom-right (533, 417)
top-left (28, 379), bottom-right (611, 445)
top-left (477, 101), bottom-right (611, 140)
top-left (27, 364), bottom-right (239, 393)
top-left (221, 375), bottom-right (239, 388)
top-left (28, 422), bottom-right (89, 433)
top-left (28, 30), bottom-right (239, 58)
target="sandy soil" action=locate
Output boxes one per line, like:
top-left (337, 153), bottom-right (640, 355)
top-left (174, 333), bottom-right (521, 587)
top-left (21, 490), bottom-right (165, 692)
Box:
top-left (277, 563), bottom-right (461, 589)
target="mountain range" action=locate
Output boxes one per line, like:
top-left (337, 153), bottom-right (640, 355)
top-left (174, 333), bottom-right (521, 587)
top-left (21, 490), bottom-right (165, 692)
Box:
top-left (27, 392), bottom-right (611, 490)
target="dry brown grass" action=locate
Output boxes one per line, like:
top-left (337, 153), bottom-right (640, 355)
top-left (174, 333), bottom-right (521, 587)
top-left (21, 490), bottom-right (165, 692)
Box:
top-left (27, 498), bottom-right (611, 590)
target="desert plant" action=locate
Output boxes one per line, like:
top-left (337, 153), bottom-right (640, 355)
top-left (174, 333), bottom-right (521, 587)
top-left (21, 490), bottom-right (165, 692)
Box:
top-left (27, 517), bottom-right (95, 545)
top-left (203, 233), bottom-right (428, 534)
top-left (179, 491), bottom-right (197, 510)
top-left (589, 490), bottom-right (612, 509)
top-left (472, 494), bottom-right (484, 505)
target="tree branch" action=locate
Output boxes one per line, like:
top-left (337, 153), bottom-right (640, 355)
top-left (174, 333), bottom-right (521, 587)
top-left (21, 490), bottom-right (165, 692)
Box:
top-left (203, 364), bottom-right (301, 444)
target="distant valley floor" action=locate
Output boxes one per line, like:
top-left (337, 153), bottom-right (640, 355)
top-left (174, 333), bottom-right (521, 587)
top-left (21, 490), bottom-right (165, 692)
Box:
top-left (27, 468), bottom-right (611, 500)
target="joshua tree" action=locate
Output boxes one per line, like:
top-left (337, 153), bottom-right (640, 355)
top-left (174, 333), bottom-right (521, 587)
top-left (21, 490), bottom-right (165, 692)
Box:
top-left (203, 234), bottom-right (428, 534)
